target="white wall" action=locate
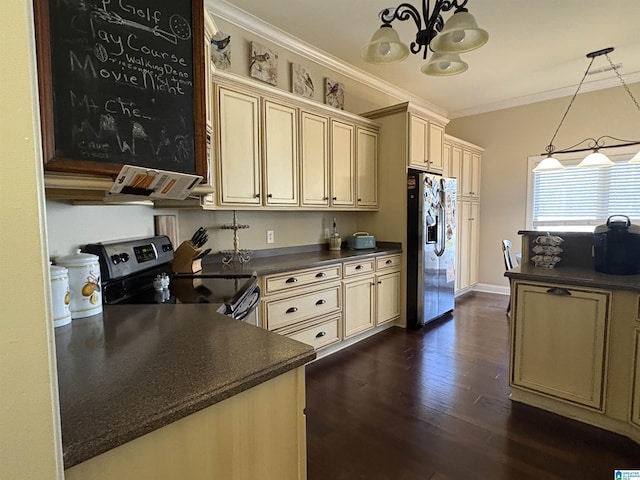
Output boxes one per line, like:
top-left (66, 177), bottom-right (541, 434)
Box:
top-left (447, 84), bottom-right (640, 289)
top-left (0, 1), bottom-right (64, 478)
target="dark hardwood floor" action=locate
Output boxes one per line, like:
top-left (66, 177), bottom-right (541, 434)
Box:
top-left (305, 292), bottom-right (640, 480)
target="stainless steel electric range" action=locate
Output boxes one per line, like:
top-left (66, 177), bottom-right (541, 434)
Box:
top-left (82, 236), bottom-right (260, 324)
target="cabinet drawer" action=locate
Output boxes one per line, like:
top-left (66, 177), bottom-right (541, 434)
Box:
top-left (265, 285), bottom-right (341, 331)
top-left (343, 259), bottom-right (375, 277)
top-left (284, 315), bottom-right (341, 350)
top-left (376, 254), bottom-right (401, 271)
top-left (263, 264), bottom-right (342, 295)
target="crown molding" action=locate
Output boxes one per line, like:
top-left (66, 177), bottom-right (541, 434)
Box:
top-left (450, 72), bottom-right (640, 119)
top-left (205, 0), bottom-right (449, 119)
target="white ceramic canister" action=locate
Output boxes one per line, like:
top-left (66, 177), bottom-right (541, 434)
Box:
top-left (50, 264), bottom-right (72, 327)
top-left (56, 250), bottom-right (102, 318)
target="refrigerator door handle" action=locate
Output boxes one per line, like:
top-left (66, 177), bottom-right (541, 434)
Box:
top-left (434, 205), bottom-right (446, 257)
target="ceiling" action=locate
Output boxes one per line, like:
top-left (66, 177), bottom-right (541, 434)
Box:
top-left (206, 0), bottom-right (640, 119)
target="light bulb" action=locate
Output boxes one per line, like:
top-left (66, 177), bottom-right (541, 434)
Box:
top-left (378, 42), bottom-right (391, 56)
top-left (451, 30), bottom-right (466, 43)
top-left (439, 61), bottom-right (452, 70)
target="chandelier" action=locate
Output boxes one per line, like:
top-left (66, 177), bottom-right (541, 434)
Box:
top-left (360, 0), bottom-right (488, 76)
top-left (534, 47), bottom-right (640, 173)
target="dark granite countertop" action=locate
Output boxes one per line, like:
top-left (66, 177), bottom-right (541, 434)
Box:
top-left (505, 264), bottom-right (640, 292)
top-left (199, 242), bottom-right (403, 276)
top-left (55, 305), bottom-right (316, 469)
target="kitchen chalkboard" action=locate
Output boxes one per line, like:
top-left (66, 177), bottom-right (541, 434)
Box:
top-left (35, 0), bottom-right (206, 177)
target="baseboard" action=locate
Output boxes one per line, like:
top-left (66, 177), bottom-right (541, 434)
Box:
top-left (473, 283), bottom-right (510, 296)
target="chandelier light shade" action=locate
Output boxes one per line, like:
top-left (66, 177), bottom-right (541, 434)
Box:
top-left (361, 25), bottom-right (410, 64)
top-left (360, 0), bottom-right (487, 76)
top-left (421, 52), bottom-right (468, 76)
top-left (429, 10), bottom-right (488, 54)
top-left (537, 47), bottom-right (640, 173)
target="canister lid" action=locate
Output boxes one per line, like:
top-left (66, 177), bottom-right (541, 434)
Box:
top-left (56, 249), bottom-right (99, 266)
top-left (50, 264), bottom-right (68, 279)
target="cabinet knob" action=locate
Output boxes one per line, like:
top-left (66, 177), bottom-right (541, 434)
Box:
top-left (285, 277), bottom-right (298, 283)
top-left (315, 299), bottom-right (326, 305)
top-left (332, 196), bottom-right (337, 201)
top-left (267, 193), bottom-right (273, 198)
top-left (385, 259), bottom-right (392, 264)
top-left (355, 265), bottom-right (363, 270)
top-left (286, 306), bottom-right (298, 314)
top-left (323, 196), bottom-right (329, 200)
top-left (254, 193), bottom-right (260, 199)
top-left (357, 198), bottom-right (362, 202)
top-left (316, 331), bottom-right (327, 338)
top-left (315, 272), bottom-right (326, 278)
top-left (377, 281), bottom-right (382, 285)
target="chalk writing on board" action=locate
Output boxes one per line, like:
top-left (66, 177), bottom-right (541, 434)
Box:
top-left (43, 0), bottom-right (201, 174)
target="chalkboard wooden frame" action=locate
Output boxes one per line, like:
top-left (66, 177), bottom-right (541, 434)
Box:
top-left (34, 0), bottom-right (207, 179)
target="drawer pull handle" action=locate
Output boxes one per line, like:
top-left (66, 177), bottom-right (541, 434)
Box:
top-left (315, 272), bottom-right (326, 278)
top-left (316, 331), bottom-right (327, 338)
top-left (355, 265), bottom-right (363, 270)
top-left (315, 299), bottom-right (326, 305)
top-left (546, 287), bottom-right (572, 296)
top-left (286, 307), bottom-right (298, 314)
top-left (285, 277), bottom-right (298, 284)
top-left (385, 259), bottom-right (392, 264)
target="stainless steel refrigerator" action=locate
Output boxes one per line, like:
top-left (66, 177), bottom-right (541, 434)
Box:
top-left (407, 170), bottom-right (457, 328)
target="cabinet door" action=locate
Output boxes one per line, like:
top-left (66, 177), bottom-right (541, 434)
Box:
top-left (263, 100), bottom-right (298, 206)
top-left (376, 270), bottom-right (401, 326)
top-left (511, 283), bottom-right (610, 410)
top-left (471, 151), bottom-right (481, 198)
top-left (330, 120), bottom-right (355, 207)
top-left (469, 201), bottom-right (480, 285)
top-left (409, 114), bottom-right (428, 169)
top-left (428, 123), bottom-right (444, 173)
top-left (450, 144), bottom-right (462, 181)
top-left (300, 111), bottom-right (329, 207)
top-left (458, 200), bottom-right (471, 290)
top-left (442, 142), bottom-right (451, 178)
top-left (461, 149), bottom-right (481, 198)
top-left (356, 127), bottom-right (378, 208)
top-left (343, 277), bottom-right (375, 338)
top-left (217, 87), bottom-right (261, 205)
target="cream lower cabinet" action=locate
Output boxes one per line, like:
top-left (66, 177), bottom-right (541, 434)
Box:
top-left (457, 200), bottom-right (479, 291)
top-left (375, 255), bottom-right (401, 326)
top-left (343, 274), bottom-right (376, 338)
top-left (633, 328), bottom-right (640, 427)
top-left (511, 282), bottom-right (610, 410)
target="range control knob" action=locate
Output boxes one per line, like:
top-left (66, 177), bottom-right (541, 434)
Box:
top-left (120, 253), bottom-right (130, 263)
top-left (110, 254), bottom-right (122, 265)
top-left (162, 243), bottom-right (173, 252)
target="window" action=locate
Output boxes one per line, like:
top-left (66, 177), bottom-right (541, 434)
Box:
top-left (527, 146), bottom-right (640, 231)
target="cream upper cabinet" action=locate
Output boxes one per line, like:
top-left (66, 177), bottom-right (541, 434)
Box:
top-left (356, 127), bottom-right (378, 209)
top-left (409, 114), bottom-right (429, 169)
top-left (409, 114), bottom-right (444, 173)
top-left (510, 282), bottom-right (610, 410)
top-left (263, 100), bottom-right (299, 206)
top-left (461, 148), bottom-right (481, 198)
top-left (217, 87), bottom-right (261, 205)
top-left (330, 120), bottom-right (356, 207)
top-left (300, 111), bottom-right (330, 207)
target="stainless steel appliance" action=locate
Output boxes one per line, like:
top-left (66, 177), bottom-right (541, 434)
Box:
top-left (594, 215), bottom-right (640, 275)
top-left (82, 236), bottom-right (260, 324)
top-left (407, 170), bottom-right (457, 328)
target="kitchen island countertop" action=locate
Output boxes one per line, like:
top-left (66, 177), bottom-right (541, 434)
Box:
top-left (505, 263), bottom-right (640, 292)
top-left (55, 305), bottom-right (316, 469)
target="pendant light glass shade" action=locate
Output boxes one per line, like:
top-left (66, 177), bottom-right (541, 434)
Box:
top-left (361, 25), bottom-right (410, 64)
top-left (576, 150), bottom-right (614, 168)
top-left (533, 155), bottom-right (565, 173)
top-left (421, 52), bottom-right (468, 76)
top-left (430, 11), bottom-right (489, 54)
top-left (628, 150), bottom-right (640, 164)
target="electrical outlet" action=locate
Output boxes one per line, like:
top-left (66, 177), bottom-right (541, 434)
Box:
top-left (324, 228), bottom-right (330, 239)
top-left (266, 230), bottom-right (274, 244)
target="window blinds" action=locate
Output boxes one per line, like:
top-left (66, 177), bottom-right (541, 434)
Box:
top-left (532, 161), bottom-right (640, 229)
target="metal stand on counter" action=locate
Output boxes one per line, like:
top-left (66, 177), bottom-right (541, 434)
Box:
top-left (220, 211), bottom-right (252, 265)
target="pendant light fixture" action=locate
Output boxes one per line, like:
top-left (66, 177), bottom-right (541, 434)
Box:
top-left (534, 47), bottom-right (640, 173)
top-left (361, 0), bottom-right (488, 76)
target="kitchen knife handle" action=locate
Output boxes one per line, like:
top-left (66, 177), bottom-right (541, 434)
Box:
top-left (546, 287), bottom-right (572, 296)
top-left (286, 307), bottom-right (298, 314)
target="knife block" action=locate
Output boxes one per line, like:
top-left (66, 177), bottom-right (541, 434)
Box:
top-left (171, 241), bottom-right (202, 274)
